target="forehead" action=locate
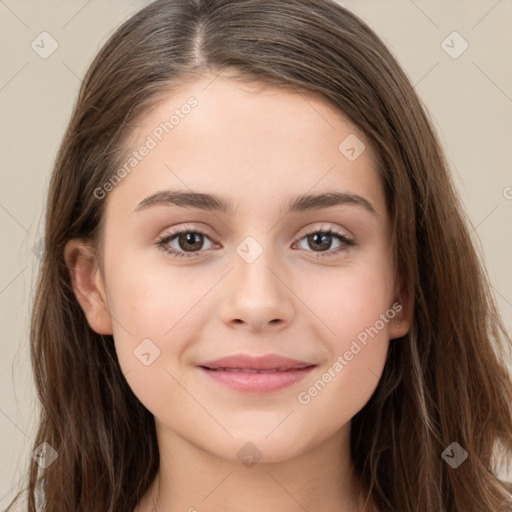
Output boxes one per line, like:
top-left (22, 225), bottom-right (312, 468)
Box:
top-left (107, 76), bottom-right (385, 217)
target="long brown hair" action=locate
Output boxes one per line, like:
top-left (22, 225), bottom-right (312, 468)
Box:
top-left (7, 0), bottom-right (512, 510)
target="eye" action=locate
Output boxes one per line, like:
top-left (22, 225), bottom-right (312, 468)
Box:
top-left (156, 224), bottom-right (355, 259)
top-left (293, 225), bottom-right (355, 258)
top-left (156, 225), bottom-right (216, 259)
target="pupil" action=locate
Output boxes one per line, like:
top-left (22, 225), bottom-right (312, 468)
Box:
top-left (180, 232), bottom-right (203, 251)
top-left (309, 233), bottom-right (331, 251)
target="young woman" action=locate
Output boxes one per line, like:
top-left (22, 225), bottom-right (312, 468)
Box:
top-left (7, 0), bottom-right (512, 510)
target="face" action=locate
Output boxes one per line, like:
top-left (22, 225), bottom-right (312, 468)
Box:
top-left (67, 75), bottom-right (410, 465)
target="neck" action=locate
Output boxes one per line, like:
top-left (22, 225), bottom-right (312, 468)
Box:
top-left (148, 420), bottom-right (368, 512)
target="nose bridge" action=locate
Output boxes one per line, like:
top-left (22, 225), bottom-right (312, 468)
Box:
top-left (234, 233), bottom-right (284, 299)
top-left (219, 232), bottom-right (294, 329)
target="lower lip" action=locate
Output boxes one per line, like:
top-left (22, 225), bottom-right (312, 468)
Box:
top-left (198, 366), bottom-right (316, 393)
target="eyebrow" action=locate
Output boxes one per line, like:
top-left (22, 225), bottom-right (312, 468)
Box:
top-left (133, 189), bottom-right (377, 216)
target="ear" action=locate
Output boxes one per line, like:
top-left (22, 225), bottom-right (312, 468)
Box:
top-left (388, 273), bottom-right (413, 340)
top-left (63, 238), bottom-right (113, 335)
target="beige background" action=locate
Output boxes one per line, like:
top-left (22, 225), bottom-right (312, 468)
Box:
top-left (1, 0), bottom-right (511, 505)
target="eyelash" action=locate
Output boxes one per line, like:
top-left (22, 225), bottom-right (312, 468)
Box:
top-left (156, 224), bottom-right (355, 259)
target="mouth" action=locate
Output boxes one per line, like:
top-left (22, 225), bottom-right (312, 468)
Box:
top-left (196, 353), bottom-right (317, 393)
top-left (202, 367), bottom-right (312, 373)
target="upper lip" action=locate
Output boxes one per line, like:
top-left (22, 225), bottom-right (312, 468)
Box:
top-left (198, 353), bottom-right (316, 370)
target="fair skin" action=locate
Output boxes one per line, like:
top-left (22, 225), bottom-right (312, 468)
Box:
top-left (64, 75), bottom-right (411, 512)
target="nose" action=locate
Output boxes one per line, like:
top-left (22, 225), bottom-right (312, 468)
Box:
top-left (218, 245), bottom-right (295, 332)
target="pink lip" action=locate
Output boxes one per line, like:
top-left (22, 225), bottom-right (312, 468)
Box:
top-left (197, 353), bottom-right (317, 393)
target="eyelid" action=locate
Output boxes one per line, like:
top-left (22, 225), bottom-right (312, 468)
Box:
top-left (157, 223), bottom-right (216, 242)
top-left (297, 222), bottom-right (352, 239)
top-left (158, 222), bottom-right (352, 241)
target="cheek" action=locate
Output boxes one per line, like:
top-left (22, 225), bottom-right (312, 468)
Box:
top-left (107, 272), bottom-right (186, 414)
top-left (295, 334), bottom-right (389, 438)
top-left (104, 255), bottom-right (214, 408)
top-left (299, 258), bottom-right (395, 339)
top-left (106, 249), bottom-right (207, 337)
top-left (292, 261), bottom-right (393, 414)
top-left (294, 269), bottom-right (393, 425)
